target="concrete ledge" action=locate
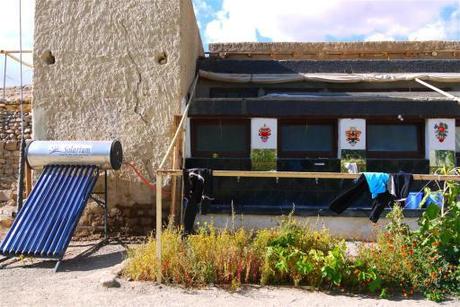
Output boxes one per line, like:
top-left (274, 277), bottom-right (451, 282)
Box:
top-left (196, 213), bottom-right (419, 241)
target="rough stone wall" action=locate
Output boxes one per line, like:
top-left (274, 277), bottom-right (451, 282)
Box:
top-left (33, 0), bottom-right (203, 221)
top-left (0, 110), bottom-right (31, 179)
top-left (179, 0), bottom-right (204, 100)
top-left (209, 41), bottom-right (460, 60)
top-left (33, 0), bottom-right (202, 236)
top-left (0, 86), bottom-right (33, 202)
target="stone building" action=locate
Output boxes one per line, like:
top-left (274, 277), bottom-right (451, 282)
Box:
top-left (31, 1), bottom-right (460, 238)
top-left (32, 0), bottom-right (203, 233)
top-left (189, 41), bottom-right (460, 239)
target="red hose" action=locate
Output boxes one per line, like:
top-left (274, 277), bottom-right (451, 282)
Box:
top-left (123, 162), bottom-right (171, 195)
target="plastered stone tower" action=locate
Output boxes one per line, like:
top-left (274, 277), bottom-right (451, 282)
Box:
top-left (32, 0), bottom-right (203, 220)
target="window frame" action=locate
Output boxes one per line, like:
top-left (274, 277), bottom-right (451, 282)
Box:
top-left (277, 119), bottom-right (338, 158)
top-left (366, 120), bottom-right (425, 159)
top-left (190, 118), bottom-right (251, 158)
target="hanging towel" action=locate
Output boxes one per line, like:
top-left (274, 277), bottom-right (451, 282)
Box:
top-left (363, 172), bottom-right (390, 199)
top-left (344, 162), bottom-right (359, 174)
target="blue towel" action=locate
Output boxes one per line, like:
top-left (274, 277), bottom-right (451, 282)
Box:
top-left (363, 172), bottom-right (390, 199)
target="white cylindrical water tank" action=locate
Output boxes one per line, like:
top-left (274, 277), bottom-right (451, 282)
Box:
top-left (26, 140), bottom-right (123, 170)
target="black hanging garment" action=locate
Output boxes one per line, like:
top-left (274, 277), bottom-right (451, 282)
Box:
top-left (369, 172), bottom-right (413, 222)
top-left (368, 192), bottom-right (394, 223)
top-left (329, 174), bottom-right (368, 214)
top-left (183, 168), bottom-right (213, 235)
top-left (329, 173), bottom-right (413, 223)
top-left (388, 172), bottom-right (413, 200)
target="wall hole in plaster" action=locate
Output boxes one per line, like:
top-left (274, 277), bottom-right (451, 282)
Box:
top-left (40, 50), bottom-right (55, 65)
top-left (156, 52), bottom-right (168, 65)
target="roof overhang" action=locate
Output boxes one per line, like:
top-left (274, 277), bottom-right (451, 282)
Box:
top-left (189, 92), bottom-right (460, 118)
top-left (199, 70), bottom-right (460, 84)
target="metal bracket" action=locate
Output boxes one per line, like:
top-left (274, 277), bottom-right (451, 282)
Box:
top-left (89, 170), bottom-right (109, 240)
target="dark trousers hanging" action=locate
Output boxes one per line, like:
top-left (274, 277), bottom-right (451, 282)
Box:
top-left (183, 170), bottom-right (204, 235)
top-left (330, 175), bottom-right (368, 214)
top-left (329, 174), bottom-right (396, 223)
top-left (369, 192), bottom-right (394, 223)
top-left (183, 169), bottom-right (213, 235)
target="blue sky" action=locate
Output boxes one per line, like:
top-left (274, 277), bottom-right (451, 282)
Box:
top-left (0, 0), bottom-right (459, 86)
top-left (193, 0), bottom-right (459, 49)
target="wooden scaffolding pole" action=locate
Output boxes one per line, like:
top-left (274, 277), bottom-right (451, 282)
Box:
top-left (155, 172), bottom-right (162, 283)
top-left (155, 75), bottom-right (198, 283)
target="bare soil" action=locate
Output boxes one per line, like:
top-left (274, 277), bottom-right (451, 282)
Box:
top-left (0, 239), bottom-right (457, 307)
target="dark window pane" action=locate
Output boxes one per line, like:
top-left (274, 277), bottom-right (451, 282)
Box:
top-left (195, 123), bottom-right (247, 153)
top-left (209, 88), bottom-right (258, 98)
top-left (368, 124), bottom-right (419, 152)
top-left (281, 124), bottom-right (333, 152)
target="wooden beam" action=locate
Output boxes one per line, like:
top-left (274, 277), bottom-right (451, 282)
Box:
top-left (158, 75), bottom-right (198, 169)
top-left (25, 163), bottom-right (32, 197)
top-left (155, 172), bottom-right (162, 283)
top-left (169, 115), bottom-right (183, 222)
top-left (0, 50), bottom-right (32, 54)
top-left (157, 169), bottom-right (460, 181)
top-left (170, 145), bottom-right (178, 221)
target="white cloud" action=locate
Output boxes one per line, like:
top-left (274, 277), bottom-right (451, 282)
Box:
top-left (204, 0), bottom-right (459, 43)
top-left (0, 0), bottom-right (35, 86)
top-left (365, 33), bottom-right (396, 42)
top-left (408, 21), bottom-right (447, 40)
top-left (0, 0), bottom-right (35, 50)
top-left (193, 0), bottom-right (213, 16)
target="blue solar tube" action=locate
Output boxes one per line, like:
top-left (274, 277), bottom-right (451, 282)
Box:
top-left (0, 165), bottom-right (99, 258)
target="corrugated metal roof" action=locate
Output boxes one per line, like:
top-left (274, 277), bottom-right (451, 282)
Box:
top-left (0, 165), bottom-right (98, 258)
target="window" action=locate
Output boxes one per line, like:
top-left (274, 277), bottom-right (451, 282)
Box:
top-left (209, 88), bottom-right (258, 98)
top-left (367, 121), bottom-right (424, 158)
top-left (278, 119), bottom-right (337, 158)
top-left (191, 119), bottom-right (250, 157)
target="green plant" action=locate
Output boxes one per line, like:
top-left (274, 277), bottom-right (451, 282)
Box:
top-left (260, 217), bottom-right (344, 288)
top-left (251, 149), bottom-right (277, 171)
top-left (124, 184), bottom-right (459, 301)
top-left (354, 173), bottom-right (460, 301)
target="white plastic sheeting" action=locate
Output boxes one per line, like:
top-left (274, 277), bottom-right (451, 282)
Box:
top-left (199, 70), bottom-right (460, 84)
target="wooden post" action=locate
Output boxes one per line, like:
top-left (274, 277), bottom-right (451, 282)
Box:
top-left (155, 172), bottom-right (162, 283)
top-left (169, 115), bottom-right (182, 223)
top-left (25, 162), bottom-right (32, 197)
top-left (170, 146), bottom-right (178, 221)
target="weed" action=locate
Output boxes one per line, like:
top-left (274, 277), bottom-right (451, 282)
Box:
top-left (124, 179), bottom-right (460, 301)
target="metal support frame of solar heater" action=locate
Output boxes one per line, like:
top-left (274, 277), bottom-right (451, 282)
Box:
top-left (54, 170), bottom-right (109, 272)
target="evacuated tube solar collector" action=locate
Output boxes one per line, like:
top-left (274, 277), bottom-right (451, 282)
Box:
top-left (0, 140), bottom-right (123, 271)
top-left (26, 140), bottom-right (123, 170)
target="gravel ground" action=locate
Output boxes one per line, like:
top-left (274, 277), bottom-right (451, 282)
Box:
top-left (0, 239), bottom-right (458, 307)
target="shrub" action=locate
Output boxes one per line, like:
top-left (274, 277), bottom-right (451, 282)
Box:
top-left (124, 182), bottom-right (460, 301)
top-left (260, 218), bottom-right (345, 288)
top-left (124, 225), bottom-right (261, 287)
top-left (355, 178), bottom-right (460, 301)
